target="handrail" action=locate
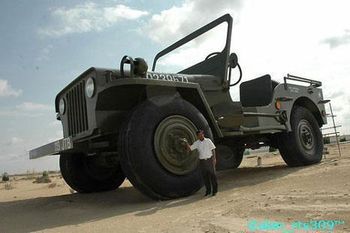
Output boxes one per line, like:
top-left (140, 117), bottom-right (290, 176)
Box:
top-left (284, 73), bottom-right (322, 90)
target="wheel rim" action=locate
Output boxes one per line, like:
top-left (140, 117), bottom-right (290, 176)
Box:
top-left (154, 115), bottom-right (199, 175)
top-left (297, 119), bottom-right (315, 151)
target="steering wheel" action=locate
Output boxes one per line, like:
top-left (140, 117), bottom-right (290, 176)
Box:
top-left (205, 52), bottom-right (221, 60)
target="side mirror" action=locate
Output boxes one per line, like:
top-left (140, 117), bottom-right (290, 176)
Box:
top-left (228, 53), bottom-right (238, 69)
top-left (227, 53), bottom-right (242, 88)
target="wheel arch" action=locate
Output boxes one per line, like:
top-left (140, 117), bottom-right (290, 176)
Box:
top-left (292, 97), bottom-right (324, 127)
top-left (96, 83), bottom-right (223, 139)
top-left (176, 87), bottom-right (222, 139)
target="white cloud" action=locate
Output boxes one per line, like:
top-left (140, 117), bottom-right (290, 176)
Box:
top-left (36, 45), bottom-right (54, 62)
top-left (47, 130), bottom-right (63, 143)
top-left (144, 0), bottom-right (242, 72)
top-left (0, 110), bottom-right (45, 118)
top-left (2, 137), bottom-right (24, 146)
top-left (322, 30), bottom-right (350, 49)
top-left (0, 102), bottom-right (53, 117)
top-left (49, 120), bottom-right (61, 127)
top-left (16, 102), bottom-right (52, 111)
top-left (155, 25), bottom-right (228, 73)
top-left (39, 2), bottom-right (148, 37)
top-left (145, 0), bottom-right (242, 44)
top-left (0, 79), bottom-right (22, 97)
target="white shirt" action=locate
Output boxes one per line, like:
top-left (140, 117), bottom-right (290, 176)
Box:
top-left (190, 138), bottom-right (216, 159)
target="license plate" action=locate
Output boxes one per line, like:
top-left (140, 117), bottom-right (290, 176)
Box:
top-left (54, 137), bottom-right (73, 152)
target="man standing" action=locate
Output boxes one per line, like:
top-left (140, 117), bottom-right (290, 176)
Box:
top-left (184, 130), bottom-right (218, 197)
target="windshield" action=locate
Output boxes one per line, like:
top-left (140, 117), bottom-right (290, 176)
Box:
top-left (155, 23), bottom-right (228, 73)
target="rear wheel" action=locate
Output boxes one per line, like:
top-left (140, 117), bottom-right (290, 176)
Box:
top-left (216, 145), bottom-right (244, 170)
top-left (278, 106), bottom-right (323, 166)
top-left (60, 153), bottom-right (125, 193)
top-left (118, 96), bottom-right (213, 200)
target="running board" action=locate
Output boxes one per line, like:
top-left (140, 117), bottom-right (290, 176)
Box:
top-left (240, 125), bottom-right (286, 132)
top-left (243, 112), bottom-right (280, 117)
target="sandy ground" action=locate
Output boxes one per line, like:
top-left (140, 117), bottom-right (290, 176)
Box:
top-left (0, 143), bottom-right (349, 233)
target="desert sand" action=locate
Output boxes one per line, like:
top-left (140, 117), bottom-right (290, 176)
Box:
top-left (1, 143), bottom-right (349, 233)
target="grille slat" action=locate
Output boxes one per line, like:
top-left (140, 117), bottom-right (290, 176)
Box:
top-left (74, 86), bottom-right (79, 133)
top-left (81, 80), bottom-right (88, 131)
top-left (76, 85), bottom-right (81, 132)
top-left (78, 83), bottom-right (84, 131)
top-left (72, 89), bottom-right (77, 134)
top-left (67, 92), bottom-right (73, 135)
top-left (66, 81), bottom-right (88, 136)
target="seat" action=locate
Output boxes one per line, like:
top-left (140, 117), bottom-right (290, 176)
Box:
top-left (239, 74), bottom-right (279, 107)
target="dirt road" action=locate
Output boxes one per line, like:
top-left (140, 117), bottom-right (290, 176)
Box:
top-left (1, 143), bottom-right (349, 233)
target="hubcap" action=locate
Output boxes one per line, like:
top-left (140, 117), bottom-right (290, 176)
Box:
top-left (154, 115), bottom-right (199, 175)
top-left (298, 120), bottom-right (315, 151)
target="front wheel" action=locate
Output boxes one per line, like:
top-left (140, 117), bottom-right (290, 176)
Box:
top-left (278, 106), bottom-right (323, 166)
top-left (119, 96), bottom-right (213, 200)
top-left (60, 153), bottom-right (125, 193)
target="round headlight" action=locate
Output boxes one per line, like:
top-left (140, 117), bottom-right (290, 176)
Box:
top-left (59, 98), bottom-right (65, 115)
top-left (85, 77), bottom-right (95, 98)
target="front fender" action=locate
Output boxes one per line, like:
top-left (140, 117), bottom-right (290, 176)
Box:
top-left (96, 77), bottom-right (223, 139)
top-left (273, 83), bottom-right (327, 131)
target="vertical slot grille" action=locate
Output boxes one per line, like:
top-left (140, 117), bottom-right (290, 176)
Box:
top-left (67, 81), bottom-right (88, 136)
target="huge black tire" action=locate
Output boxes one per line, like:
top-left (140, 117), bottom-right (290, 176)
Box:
top-left (60, 153), bottom-right (125, 193)
top-left (216, 145), bottom-right (244, 170)
top-left (278, 106), bottom-right (323, 166)
top-left (118, 96), bottom-right (213, 200)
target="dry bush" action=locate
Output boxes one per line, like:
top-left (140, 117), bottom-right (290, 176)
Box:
top-left (48, 182), bottom-right (57, 188)
top-left (42, 170), bottom-right (49, 178)
top-left (33, 171), bottom-right (52, 183)
top-left (34, 176), bottom-right (51, 183)
top-left (4, 182), bottom-right (14, 190)
top-left (23, 170), bottom-right (37, 180)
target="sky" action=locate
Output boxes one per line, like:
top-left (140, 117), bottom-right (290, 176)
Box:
top-left (1, 0), bottom-right (350, 174)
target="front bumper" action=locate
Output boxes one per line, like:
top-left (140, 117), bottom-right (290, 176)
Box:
top-left (29, 137), bottom-right (74, 159)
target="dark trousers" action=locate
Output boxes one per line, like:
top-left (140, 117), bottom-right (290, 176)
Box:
top-left (199, 157), bottom-right (218, 194)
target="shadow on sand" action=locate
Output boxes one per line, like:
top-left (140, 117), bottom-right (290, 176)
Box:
top-left (0, 164), bottom-right (306, 233)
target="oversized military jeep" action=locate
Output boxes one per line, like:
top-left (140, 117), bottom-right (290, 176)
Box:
top-left (30, 14), bottom-right (328, 200)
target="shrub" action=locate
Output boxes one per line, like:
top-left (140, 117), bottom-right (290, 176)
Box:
top-left (269, 147), bottom-right (277, 152)
top-left (340, 137), bottom-right (346, 142)
top-left (2, 172), bottom-right (9, 182)
top-left (42, 171), bottom-right (49, 177)
top-left (33, 171), bottom-right (51, 184)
